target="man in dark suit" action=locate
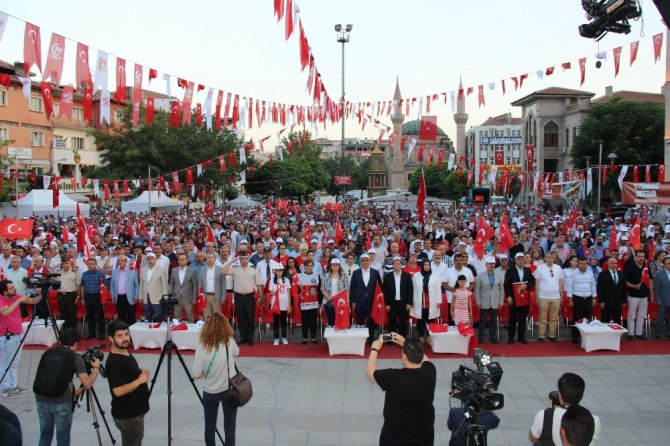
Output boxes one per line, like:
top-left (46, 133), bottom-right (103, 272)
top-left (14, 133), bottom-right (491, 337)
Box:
top-left (169, 253), bottom-right (198, 321)
top-left (596, 256), bottom-right (628, 323)
top-left (349, 253), bottom-right (383, 344)
top-left (504, 252), bottom-right (536, 344)
top-left (382, 256), bottom-right (413, 337)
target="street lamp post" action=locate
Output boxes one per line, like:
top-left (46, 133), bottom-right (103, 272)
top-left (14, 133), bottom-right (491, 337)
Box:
top-left (335, 23), bottom-right (352, 203)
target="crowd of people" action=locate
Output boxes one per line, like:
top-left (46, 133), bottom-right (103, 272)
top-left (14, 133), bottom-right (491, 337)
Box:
top-left (1, 198), bottom-right (656, 445)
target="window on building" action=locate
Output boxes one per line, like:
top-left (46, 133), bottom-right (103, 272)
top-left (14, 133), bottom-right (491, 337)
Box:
top-left (73, 108), bottom-right (83, 121)
top-left (114, 109), bottom-right (124, 123)
top-left (0, 89), bottom-right (7, 106)
top-left (544, 121), bottom-right (559, 147)
top-left (53, 103), bottom-right (60, 117)
top-left (29, 96), bottom-right (43, 112)
top-left (72, 137), bottom-right (84, 151)
top-left (565, 128), bottom-right (570, 147)
top-left (0, 128), bottom-right (8, 140)
top-left (30, 131), bottom-right (44, 147)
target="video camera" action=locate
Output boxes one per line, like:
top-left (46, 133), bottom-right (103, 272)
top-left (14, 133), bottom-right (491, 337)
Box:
top-left (81, 344), bottom-right (106, 378)
top-left (159, 294), bottom-right (179, 311)
top-left (450, 348), bottom-right (504, 413)
top-left (579, 0), bottom-right (642, 40)
top-left (23, 273), bottom-right (61, 290)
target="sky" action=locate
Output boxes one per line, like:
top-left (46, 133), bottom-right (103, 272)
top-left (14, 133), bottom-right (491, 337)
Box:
top-left (0, 0), bottom-right (666, 146)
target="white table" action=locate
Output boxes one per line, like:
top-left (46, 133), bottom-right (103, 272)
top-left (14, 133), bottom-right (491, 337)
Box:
top-left (323, 327), bottom-right (369, 356)
top-left (22, 319), bottom-right (64, 346)
top-left (575, 323), bottom-right (627, 352)
top-left (129, 322), bottom-right (202, 351)
top-left (428, 325), bottom-right (472, 354)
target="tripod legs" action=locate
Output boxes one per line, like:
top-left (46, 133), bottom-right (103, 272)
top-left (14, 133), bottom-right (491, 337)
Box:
top-left (87, 388), bottom-right (117, 445)
top-left (149, 340), bottom-right (225, 445)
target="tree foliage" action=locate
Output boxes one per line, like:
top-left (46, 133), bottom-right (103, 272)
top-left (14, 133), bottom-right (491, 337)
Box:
top-left (88, 106), bottom-right (245, 191)
top-left (570, 99), bottom-right (663, 168)
top-left (244, 131), bottom-right (330, 199)
top-left (322, 156), bottom-right (370, 195)
top-left (407, 164), bottom-right (466, 198)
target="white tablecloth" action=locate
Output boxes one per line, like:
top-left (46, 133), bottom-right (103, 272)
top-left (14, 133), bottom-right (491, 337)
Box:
top-left (428, 325), bottom-right (472, 354)
top-left (22, 319), bottom-right (64, 346)
top-left (576, 323), bottom-right (627, 352)
top-left (323, 327), bottom-right (369, 356)
top-left (129, 322), bottom-right (202, 351)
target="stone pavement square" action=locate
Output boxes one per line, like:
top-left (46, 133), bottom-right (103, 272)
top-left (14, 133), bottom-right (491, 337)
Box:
top-left (3, 348), bottom-right (669, 445)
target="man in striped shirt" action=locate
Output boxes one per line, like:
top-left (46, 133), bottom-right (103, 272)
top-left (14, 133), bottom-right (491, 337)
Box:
top-left (565, 257), bottom-right (596, 343)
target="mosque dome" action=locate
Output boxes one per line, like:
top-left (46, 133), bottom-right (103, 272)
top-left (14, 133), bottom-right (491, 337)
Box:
top-left (401, 119), bottom-right (447, 137)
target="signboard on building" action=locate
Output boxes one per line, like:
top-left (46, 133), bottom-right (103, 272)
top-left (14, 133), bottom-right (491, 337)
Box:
top-left (7, 147), bottom-right (32, 160)
top-left (53, 139), bottom-right (66, 149)
top-left (333, 176), bottom-right (352, 185)
top-left (359, 152), bottom-right (371, 158)
top-left (536, 181), bottom-right (582, 199)
top-left (621, 182), bottom-right (670, 205)
top-left (481, 136), bottom-right (523, 145)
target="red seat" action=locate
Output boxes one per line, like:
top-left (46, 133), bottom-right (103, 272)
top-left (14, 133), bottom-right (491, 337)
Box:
top-left (645, 301), bottom-right (659, 338)
top-left (497, 302), bottom-right (510, 340)
top-left (560, 294), bottom-right (573, 339)
top-left (470, 294), bottom-right (480, 324)
top-left (135, 300), bottom-right (145, 322)
top-left (103, 301), bottom-right (117, 320)
top-left (528, 292), bottom-right (539, 339)
top-left (221, 292), bottom-right (235, 318)
top-left (592, 298), bottom-right (602, 320)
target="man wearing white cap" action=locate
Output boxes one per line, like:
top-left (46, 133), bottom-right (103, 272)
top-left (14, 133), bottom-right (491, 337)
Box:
top-left (504, 252), bottom-right (535, 344)
top-left (367, 249), bottom-right (383, 274)
top-left (474, 257), bottom-right (505, 343)
top-left (139, 252), bottom-right (169, 323)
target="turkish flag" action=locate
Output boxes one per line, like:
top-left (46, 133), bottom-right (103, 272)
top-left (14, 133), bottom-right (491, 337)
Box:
top-left (370, 284), bottom-right (387, 325)
top-left (335, 216), bottom-right (344, 245)
top-left (186, 167), bottom-right (193, 185)
top-left (229, 152), bottom-right (237, 166)
top-left (641, 267), bottom-right (651, 288)
top-left (495, 149), bottom-right (504, 165)
top-left (633, 165), bottom-right (639, 182)
top-left (613, 46), bottom-right (622, 76)
top-left (99, 278), bottom-right (111, 304)
top-left (0, 218), bottom-right (34, 239)
top-left (646, 165), bottom-right (651, 183)
top-left (146, 97), bottom-right (155, 125)
top-left (169, 101), bottom-right (180, 128)
top-left (653, 33), bottom-right (663, 62)
top-left (24, 22), bottom-right (42, 74)
top-left (417, 143), bottom-right (425, 161)
top-left (498, 214), bottom-right (514, 253)
top-left (333, 289), bottom-right (350, 331)
top-left (115, 57), bottom-right (126, 102)
top-left (473, 216), bottom-right (495, 258)
top-left (579, 57), bottom-right (586, 86)
top-left (417, 169), bottom-right (426, 225)
top-left (192, 289), bottom-right (206, 320)
top-left (52, 180), bottom-right (60, 208)
top-left (609, 225), bottom-right (618, 251)
top-left (419, 116), bottom-right (437, 141)
top-left (630, 216), bottom-right (641, 250)
top-left (630, 40), bottom-right (639, 66)
top-left (219, 156), bottom-right (226, 173)
top-left (59, 85), bottom-right (74, 120)
top-left (526, 145), bottom-right (534, 171)
top-left (76, 42), bottom-right (92, 90)
top-left (660, 165), bottom-right (666, 182)
top-left (207, 227), bottom-right (216, 244)
top-left (43, 33), bottom-right (65, 84)
top-left (132, 64), bottom-right (143, 125)
top-left (40, 82), bottom-right (54, 118)
top-left (83, 88), bottom-right (93, 122)
top-left (299, 20), bottom-right (309, 71)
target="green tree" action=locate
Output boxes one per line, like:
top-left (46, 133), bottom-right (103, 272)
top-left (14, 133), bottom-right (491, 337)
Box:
top-left (88, 106), bottom-right (245, 193)
top-left (408, 164), bottom-right (465, 198)
top-left (322, 156), bottom-right (370, 195)
top-left (570, 98), bottom-right (663, 168)
top-left (244, 131), bottom-right (330, 199)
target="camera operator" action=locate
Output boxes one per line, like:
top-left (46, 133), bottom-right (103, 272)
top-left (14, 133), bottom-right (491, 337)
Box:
top-left (33, 328), bottom-right (101, 445)
top-left (0, 278), bottom-right (42, 398)
top-left (105, 319), bottom-right (150, 446)
top-left (447, 405), bottom-right (500, 446)
top-left (27, 255), bottom-right (51, 319)
top-left (58, 260), bottom-right (80, 330)
top-left (528, 372), bottom-right (601, 445)
top-left (366, 333), bottom-right (436, 446)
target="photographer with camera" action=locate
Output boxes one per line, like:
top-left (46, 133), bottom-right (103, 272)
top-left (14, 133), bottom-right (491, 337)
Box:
top-left (529, 372), bottom-right (601, 445)
top-left (1, 278), bottom-right (42, 398)
top-left (366, 332), bottom-right (436, 446)
top-left (33, 328), bottom-right (101, 445)
top-left (105, 319), bottom-right (150, 446)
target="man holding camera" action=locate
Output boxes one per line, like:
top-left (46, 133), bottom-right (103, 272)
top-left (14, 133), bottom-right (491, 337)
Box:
top-left (528, 372), bottom-right (601, 445)
top-left (33, 328), bottom-right (101, 445)
top-left (106, 320), bottom-right (150, 446)
top-left (366, 333), bottom-right (436, 446)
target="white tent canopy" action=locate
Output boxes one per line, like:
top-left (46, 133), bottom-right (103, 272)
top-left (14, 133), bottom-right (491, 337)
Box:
top-left (5, 189), bottom-right (91, 218)
top-left (226, 195), bottom-right (262, 208)
top-left (121, 191), bottom-right (182, 213)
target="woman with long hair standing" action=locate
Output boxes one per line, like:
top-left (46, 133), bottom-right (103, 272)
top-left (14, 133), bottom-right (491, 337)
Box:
top-left (193, 312), bottom-right (240, 446)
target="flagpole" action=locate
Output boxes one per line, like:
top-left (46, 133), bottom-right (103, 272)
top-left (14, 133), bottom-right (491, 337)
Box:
top-left (148, 165), bottom-right (152, 213)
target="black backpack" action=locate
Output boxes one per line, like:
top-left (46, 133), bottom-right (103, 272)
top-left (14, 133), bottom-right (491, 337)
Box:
top-left (534, 408), bottom-right (556, 446)
top-left (33, 346), bottom-right (76, 398)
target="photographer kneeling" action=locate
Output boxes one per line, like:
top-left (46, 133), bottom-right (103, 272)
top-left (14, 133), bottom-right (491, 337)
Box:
top-left (528, 372), bottom-right (601, 445)
top-left (366, 333), bottom-right (436, 446)
top-left (33, 328), bottom-right (101, 446)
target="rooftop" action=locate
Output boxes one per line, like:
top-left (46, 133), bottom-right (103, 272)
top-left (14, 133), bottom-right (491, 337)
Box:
top-left (592, 90), bottom-right (664, 104)
top-left (511, 87), bottom-right (595, 106)
top-left (480, 113), bottom-right (523, 126)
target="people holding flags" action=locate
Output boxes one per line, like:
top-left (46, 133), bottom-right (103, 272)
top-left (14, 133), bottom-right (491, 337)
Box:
top-left (297, 260), bottom-right (322, 344)
top-left (268, 262), bottom-right (291, 346)
top-left (349, 253), bottom-right (383, 345)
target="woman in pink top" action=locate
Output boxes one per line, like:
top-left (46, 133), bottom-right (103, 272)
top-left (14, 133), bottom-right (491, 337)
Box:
top-left (451, 275), bottom-right (473, 325)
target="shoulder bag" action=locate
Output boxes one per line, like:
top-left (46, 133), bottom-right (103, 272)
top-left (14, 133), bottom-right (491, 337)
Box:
top-left (224, 341), bottom-right (253, 408)
top-left (534, 407), bottom-right (555, 446)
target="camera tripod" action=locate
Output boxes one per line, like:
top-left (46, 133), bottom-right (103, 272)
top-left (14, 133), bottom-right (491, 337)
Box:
top-left (148, 295), bottom-right (224, 445)
top-left (74, 379), bottom-right (117, 445)
top-left (452, 407), bottom-right (490, 446)
top-left (0, 288), bottom-right (61, 388)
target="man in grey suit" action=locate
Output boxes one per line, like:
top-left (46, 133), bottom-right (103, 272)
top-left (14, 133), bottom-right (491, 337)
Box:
top-left (169, 253), bottom-right (198, 321)
top-left (652, 256), bottom-right (670, 339)
top-left (474, 256), bottom-right (505, 344)
top-left (198, 252), bottom-right (224, 318)
top-left (139, 252), bottom-right (169, 322)
top-left (110, 255), bottom-right (140, 325)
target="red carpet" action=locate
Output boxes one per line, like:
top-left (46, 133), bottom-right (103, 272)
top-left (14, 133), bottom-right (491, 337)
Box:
top-left (25, 336), bottom-right (670, 359)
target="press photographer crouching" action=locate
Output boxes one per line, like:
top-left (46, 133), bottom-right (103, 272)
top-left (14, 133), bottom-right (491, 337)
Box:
top-left (366, 332), bottom-right (436, 446)
top-left (33, 328), bottom-right (101, 445)
top-left (529, 372), bottom-right (601, 445)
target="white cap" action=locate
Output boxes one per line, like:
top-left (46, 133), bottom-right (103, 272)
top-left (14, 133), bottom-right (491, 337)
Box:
top-left (239, 240), bottom-right (249, 244)
top-left (271, 260), bottom-right (284, 270)
top-left (112, 235), bottom-right (119, 240)
top-left (620, 235), bottom-right (629, 241)
top-left (144, 247), bottom-right (153, 252)
top-left (367, 249), bottom-right (376, 255)
top-left (146, 252), bottom-right (157, 258)
top-left (330, 258), bottom-right (341, 265)
top-left (514, 252), bottom-right (525, 259)
top-left (360, 253), bottom-right (370, 259)
top-left (327, 239), bottom-right (335, 244)
top-left (499, 254), bottom-right (508, 260)
top-left (484, 256), bottom-right (496, 263)
top-left (392, 256), bottom-right (403, 262)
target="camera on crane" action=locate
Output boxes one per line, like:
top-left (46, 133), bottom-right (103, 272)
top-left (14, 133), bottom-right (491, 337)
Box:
top-left (579, 0), bottom-right (642, 41)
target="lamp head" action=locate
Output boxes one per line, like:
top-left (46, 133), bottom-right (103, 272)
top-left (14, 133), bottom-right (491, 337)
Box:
top-left (334, 24), bottom-right (342, 32)
top-left (346, 24), bottom-right (353, 32)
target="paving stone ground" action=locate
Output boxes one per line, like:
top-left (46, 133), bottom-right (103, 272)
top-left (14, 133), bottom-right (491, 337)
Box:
top-left (3, 349), bottom-right (669, 445)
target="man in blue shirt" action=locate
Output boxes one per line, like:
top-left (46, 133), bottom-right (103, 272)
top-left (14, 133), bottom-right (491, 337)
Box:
top-left (79, 258), bottom-right (107, 340)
